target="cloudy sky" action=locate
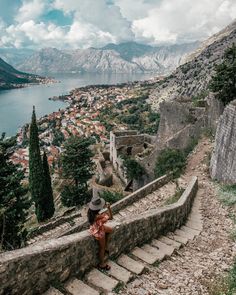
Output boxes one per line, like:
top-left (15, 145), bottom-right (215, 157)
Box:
top-left (0, 0), bottom-right (236, 49)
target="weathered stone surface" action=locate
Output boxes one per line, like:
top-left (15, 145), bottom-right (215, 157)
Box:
top-left (141, 244), bottom-right (166, 261)
top-left (159, 236), bottom-right (182, 249)
top-left (107, 260), bottom-right (133, 283)
top-left (168, 233), bottom-right (188, 245)
top-left (131, 247), bottom-right (158, 264)
top-left (181, 225), bottom-right (201, 236)
top-left (43, 287), bottom-right (63, 295)
top-left (86, 269), bottom-right (118, 292)
top-left (65, 278), bottom-right (99, 295)
top-left (175, 229), bottom-right (195, 240)
top-left (185, 220), bottom-right (203, 231)
top-left (117, 254), bottom-right (145, 275)
top-left (151, 240), bottom-right (175, 256)
top-left (211, 101), bottom-right (236, 184)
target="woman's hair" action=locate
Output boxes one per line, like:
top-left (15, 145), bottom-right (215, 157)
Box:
top-left (87, 208), bottom-right (100, 225)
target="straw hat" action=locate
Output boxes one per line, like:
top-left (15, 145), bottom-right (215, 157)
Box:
top-left (89, 195), bottom-right (105, 211)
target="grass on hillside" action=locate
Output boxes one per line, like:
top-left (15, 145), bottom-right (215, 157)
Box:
top-left (206, 259), bottom-right (236, 295)
top-left (218, 184), bottom-right (236, 207)
top-left (214, 184), bottom-right (236, 294)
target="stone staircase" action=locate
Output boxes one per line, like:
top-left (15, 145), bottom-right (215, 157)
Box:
top-left (43, 197), bottom-right (202, 295)
top-left (28, 180), bottom-right (176, 245)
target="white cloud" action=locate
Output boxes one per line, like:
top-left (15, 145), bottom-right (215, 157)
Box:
top-left (0, 0), bottom-right (236, 49)
top-left (2, 21), bottom-right (67, 48)
top-left (132, 0), bottom-right (236, 44)
top-left (16, 0), bottom-right (47, 23)
top-left (53, 0), bottom-right (134, 43)
top-left (66, 21), bottom-right (116, 48)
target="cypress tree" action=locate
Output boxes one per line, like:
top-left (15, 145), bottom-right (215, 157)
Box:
top-left (0, 147), bottom-right (30, 250)
top-left (61, 136), bottom-right (94, 207)
top-left (42, 151), bottom-right (55, 219)
top-left (29, 106), bottom-right (45, 222)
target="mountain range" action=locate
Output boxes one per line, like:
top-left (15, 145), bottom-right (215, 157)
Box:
top-left (149, 19), bottom-right (236, 109)
top-left (0, 41), bottom-right (199, 75)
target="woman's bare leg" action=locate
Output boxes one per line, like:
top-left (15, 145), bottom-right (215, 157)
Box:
top-left (98, 236), bottom-right (106, 267)
top-left (104, 225), bottom-right (112, 252)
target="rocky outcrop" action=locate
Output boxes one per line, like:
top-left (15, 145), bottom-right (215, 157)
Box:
top-left (149, 20), bottom-right (236, 110)
top-left (211, 100), bottom-right (236, 184)
top-left (15, 42), bottom-right (199, 75)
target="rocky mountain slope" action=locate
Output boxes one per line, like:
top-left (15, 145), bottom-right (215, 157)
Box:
top-left (149, 20), bottom-right (236, 109)
top-left (0, 57), bottom-right (38, 90)
top-left (15, 42), bottom-right (199, 75)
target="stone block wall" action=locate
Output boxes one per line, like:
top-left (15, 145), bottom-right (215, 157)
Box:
top-left (63, 174), bottom-right (172, 236)
top-left (211, 100), bottom-right (236, 183)
top-left (0, 177), bottom-right (197, 295)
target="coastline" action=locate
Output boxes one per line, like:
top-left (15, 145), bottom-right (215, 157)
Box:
top-left (0, 76), bottom-right (57, 92)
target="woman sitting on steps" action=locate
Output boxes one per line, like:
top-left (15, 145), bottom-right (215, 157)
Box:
top-left (87, 195), bottom-right (113, 270)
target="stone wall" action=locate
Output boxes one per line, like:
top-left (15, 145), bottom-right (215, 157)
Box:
top-left (205, 93), bottom-right (224, 133)
top-left (27, 211), bottom-right (81, 240)
top-left (63, 174), bottom-right (172, 236)
top-left (211, 100), bottom-right (236, 184)
top-left (0, 177), bottom-right (197, 295)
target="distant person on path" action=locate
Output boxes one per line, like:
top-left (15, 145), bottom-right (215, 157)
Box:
top-left (87, 195), bottom-right (113, 270)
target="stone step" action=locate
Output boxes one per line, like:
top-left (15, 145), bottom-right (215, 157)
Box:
top-left (131, 247), bottom-right (158, 264)
top-left (151, 240), bottom-right (175, 256)
top-left (158, 236), bottom-right (182, 249)
top-left (189, 212), bottom-right (202, 221)
top-left (43, 287), bottom-right (64, 295)
top-left (168, 233), bottom-right (189, 245)
top-left (107, 260), bottom-right (133, 283)
top-left (181, 225), bottom-right (201, 236)
top-left (141, 244), bottom-right (166, 261)
top-left (117, 254), bottom-right (145, 275)
top-left (188, 216), bottom-right (203, 224)
top-left (86, 269), bottom-right (119, 292)
top-left (186, 220), bottom-right (203, 231)
top-left (175, 228), bottom-right (195, 240)
top-left (65, 278), bottom-right (99, 295)
top-left (119, 211), bottom-right (127, 217)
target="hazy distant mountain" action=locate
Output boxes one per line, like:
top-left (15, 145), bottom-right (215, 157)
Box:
top-left (0, 57), bottom-right (39, 90)
top-left (0, 48), bottom-right (35, 68)
top-left (14, 41), bottom-right (200, 75)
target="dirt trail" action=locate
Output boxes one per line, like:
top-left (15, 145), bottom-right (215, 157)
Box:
top-left (118, 137), bottom-right (236, 295)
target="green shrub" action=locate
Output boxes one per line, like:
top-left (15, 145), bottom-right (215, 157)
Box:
top-left (164, 187), bottom-right (185, 205)
top-left (155, 149), bottom-right (186, 178)
top-left (184, 137), bottom-right (198, 156)
top-left (61, 185), bottom-right (89, 207)
top-left (99, 190), bottom-right (123, 204)
top-left (123, 157), bottom-right (145, 180)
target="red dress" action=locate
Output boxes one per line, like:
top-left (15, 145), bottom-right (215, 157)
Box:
top-left (89, 213), bottom-right (109, 240)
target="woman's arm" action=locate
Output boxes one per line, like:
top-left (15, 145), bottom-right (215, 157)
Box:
top-left (106, 202), bottom-right (113, 220)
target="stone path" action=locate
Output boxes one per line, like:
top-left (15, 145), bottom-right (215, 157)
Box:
top-left (43, 137), bottom-right (236, 295)
top-left (118, 138), bottom-right (236, 294)
top-left (43, 194), bottom-right (203, 295)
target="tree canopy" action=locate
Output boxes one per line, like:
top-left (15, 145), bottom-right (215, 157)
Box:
top-left (209, 43), bottom-right (236, 105)
top-left (61, 136), bottom-right (94, 207)
top-left (0, 144), bottom-right (30, 250)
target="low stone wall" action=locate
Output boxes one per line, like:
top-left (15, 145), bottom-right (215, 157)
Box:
top-left (0, 177), bottom-right (197, 295)
top-left (63, 174), bottom-right (172, 236)
top-left (27, 211), bottom-right (82, 240)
